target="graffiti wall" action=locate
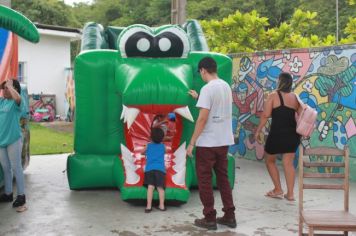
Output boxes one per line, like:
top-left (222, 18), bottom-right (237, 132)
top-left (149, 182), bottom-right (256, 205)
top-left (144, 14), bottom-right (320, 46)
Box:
top-left (229, 44), bottom-right (356, 180)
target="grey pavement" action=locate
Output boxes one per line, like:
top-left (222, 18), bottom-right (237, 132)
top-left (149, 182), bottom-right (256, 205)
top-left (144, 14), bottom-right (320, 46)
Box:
top-left (0, 154), bottom-right (355, 236)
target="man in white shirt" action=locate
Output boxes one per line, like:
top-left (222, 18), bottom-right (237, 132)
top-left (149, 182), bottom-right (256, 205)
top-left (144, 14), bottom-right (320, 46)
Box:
top-left (187, 57), bottom-right (236, 230)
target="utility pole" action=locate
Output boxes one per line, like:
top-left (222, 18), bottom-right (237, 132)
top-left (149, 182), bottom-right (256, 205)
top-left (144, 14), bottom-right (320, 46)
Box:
top-left (336, 0), bottom-right (339, 44)
top-left (0, 0), bottom-right (11, 7)
top-left (171, 0), bottom-right (186, 25)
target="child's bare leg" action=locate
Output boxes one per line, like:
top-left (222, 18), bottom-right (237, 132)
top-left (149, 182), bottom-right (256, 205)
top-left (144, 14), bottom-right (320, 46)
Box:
top-left (157, 187), bottom-right (165, 209)
top-left (146, 185), bottom-right (154, 209)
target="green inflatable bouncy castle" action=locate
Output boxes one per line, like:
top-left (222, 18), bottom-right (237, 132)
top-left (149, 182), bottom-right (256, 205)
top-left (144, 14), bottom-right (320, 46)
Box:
top-left (67, 20), bottom-right (235, 203)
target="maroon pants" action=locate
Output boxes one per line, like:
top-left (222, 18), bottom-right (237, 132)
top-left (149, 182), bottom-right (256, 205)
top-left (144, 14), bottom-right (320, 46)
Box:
top-left (195, 146), bottom-right (235, 221)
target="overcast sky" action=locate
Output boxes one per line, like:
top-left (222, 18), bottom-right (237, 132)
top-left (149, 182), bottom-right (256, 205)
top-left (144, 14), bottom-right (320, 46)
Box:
top-left (64, 0), bottom-right (93, 6)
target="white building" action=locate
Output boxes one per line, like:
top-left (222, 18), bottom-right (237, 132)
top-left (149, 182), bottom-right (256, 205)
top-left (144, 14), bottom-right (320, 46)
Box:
top-left (0, 0), bottom-right (11, 7)
top-left (18, 24), bottom-right (81, 117)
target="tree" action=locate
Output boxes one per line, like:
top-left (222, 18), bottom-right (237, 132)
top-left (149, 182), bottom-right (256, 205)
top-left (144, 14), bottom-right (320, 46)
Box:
top-left (299, 0), bottom-right (356, 38)
top-left (71, 2), bottom-right (95, 26)
top-left (12, 0), bottom-right (356, 55)
top-left (200, 9), bottom-right (335, 54)
top-left (13, 0), bottom-right (80, 27)
top-left (201, 10), bottom-right (270, 53)
top-left (341, 17), bottom-right (356, 43)
top-left (186, 0), bottom-right (299, 28)
top-left (146, 0), bottom-right (171, 26)
top-left (110, 0), bottom-right (150, 26)
top-left (82, 0), bottom-right (170, 27)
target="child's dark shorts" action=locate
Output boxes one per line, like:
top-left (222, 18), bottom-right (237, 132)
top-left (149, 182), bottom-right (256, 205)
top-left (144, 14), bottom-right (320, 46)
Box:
top-left (144, 170), bottom-right (166, 189)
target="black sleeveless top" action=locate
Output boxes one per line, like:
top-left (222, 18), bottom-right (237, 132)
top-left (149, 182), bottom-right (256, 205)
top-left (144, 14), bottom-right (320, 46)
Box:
top-left (264, 91), bottom-right (300, 154)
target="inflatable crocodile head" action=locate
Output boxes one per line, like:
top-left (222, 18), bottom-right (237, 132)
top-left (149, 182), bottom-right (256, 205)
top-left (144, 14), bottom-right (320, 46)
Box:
top-left (68, 22), bottom-right (234, 203)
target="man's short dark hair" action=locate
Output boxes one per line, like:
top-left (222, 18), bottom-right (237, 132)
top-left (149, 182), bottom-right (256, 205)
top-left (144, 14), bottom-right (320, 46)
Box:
top-left (198, 57), bottom-right (217, 74)
top-left (1, 79), bottom-right (21, 95)
top-left (151, 127), bottom-right (164, 143)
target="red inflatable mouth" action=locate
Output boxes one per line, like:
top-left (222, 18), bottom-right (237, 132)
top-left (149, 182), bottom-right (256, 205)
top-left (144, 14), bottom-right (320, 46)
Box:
top-left (124, 107), bottom-right (183, 154)
top-left (120, 104), bottom-right (187, 189)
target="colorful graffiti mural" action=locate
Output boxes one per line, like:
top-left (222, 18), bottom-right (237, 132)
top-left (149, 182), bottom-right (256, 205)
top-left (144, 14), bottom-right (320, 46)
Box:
top-left (230, 45), bottom-right (356, 180)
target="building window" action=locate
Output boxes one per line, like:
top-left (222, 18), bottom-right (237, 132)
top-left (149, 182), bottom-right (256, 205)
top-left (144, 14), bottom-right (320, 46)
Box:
top-left (18, 62), bottom-right (27, 83)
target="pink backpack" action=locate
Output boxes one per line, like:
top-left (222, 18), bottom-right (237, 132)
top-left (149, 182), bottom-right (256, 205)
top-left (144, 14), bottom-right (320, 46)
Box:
top-left (295, 95), bottom-right (318, 137)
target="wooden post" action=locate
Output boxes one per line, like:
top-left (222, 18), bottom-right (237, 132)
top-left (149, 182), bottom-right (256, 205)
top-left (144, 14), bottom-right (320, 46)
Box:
top-left (336, 0), bottom-right (339, 44)
top-left (298, 145), bottom-right (304, 236)
top-left (171, 0), bottom-right (186, 25)
top-left (344, 146), bottom-right (349, 212)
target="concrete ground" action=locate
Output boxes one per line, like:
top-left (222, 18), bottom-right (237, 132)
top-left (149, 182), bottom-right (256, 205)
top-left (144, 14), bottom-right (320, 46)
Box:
top-left (0, 154), bottom-right (355, 236)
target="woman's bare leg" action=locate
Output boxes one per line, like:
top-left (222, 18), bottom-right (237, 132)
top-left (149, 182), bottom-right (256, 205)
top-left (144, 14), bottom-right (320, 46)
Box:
top-left (282, 153), bottom-right (296, 200)
top-left (265, 153), bottom-right (283, 194)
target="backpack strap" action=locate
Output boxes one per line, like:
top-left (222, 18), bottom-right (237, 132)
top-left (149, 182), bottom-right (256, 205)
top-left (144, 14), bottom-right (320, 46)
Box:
top-left (295, 93), bottom-right (306, 109)
top-left (277, 91), bottom-right (284, 106)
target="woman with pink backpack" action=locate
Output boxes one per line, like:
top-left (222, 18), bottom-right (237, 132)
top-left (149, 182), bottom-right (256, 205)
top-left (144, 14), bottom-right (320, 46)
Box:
top-left (255, 72), bottom-right (312, 202)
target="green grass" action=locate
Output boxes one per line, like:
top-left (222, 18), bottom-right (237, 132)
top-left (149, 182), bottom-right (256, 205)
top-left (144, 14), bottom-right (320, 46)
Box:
top-left (30, 123), bottom-right (74, 155)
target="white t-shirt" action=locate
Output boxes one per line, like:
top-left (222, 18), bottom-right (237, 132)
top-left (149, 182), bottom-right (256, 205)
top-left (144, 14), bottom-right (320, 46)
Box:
top-left (196, 79), bottom-right (234, 147)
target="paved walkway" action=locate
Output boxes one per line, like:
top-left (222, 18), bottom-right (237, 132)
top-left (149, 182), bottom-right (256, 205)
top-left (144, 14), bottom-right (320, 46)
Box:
top-left (0, 154), bottom-right (355, 236)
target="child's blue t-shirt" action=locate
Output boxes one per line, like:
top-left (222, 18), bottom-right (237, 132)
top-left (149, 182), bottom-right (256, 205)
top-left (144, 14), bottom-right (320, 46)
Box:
top-left (0, 98), bottom-right (23, 147)
top-left (145, 143), bottom-right (165, 173)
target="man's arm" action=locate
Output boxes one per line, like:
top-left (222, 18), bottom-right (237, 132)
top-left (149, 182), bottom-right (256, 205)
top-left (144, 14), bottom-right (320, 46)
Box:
top-left (187, 108), bottom-right (209, 157)
top-left (188, 90), bottom-right (199, 99)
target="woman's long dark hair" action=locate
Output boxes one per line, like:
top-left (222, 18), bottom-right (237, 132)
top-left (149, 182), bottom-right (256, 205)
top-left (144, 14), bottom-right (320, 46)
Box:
top-left (277, 72), bottom-right (293, 93)
top-left (1, 79), bottom-right (21, 94)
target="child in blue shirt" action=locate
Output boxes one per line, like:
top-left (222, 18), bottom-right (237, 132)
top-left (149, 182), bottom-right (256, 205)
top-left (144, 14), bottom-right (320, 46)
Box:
top-left (0, 79), bottom-right (26, 210)
top-left (142, 127), bottom-right (166, 213)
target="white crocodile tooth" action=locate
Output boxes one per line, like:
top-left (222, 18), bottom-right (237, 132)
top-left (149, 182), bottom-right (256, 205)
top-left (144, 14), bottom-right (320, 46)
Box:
top-left (120, 144), bottom-right (132, 158)
top-left (125, 107), bottom-right (140, 129)
top-left (174, 142), bottom-right (186, 160)
top-left (172, 143), bottom-right (187, 185)
top-left (125, 168), bottom-right (140, 184)
top-left (174, 106), bottom-right (194, 122)
top-left (120, 105), bottom-right (127, 120)
top-left (120, 144), bottom-right (140, 185)
top-left (173, 161), bottom-right (186, 172)
top-left (172, 167), bottom-right (186, 186)
top-left (120, 144), bottom-right (137, 169)
top-left (172, 142), bottom-right (187, 172)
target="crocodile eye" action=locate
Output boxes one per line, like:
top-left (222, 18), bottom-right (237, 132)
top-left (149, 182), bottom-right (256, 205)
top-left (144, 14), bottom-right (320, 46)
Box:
top-left (158, 37), bottom-right (171, 52)
top-left (118, 26), bottom-right (153, 58)
top-left (136, 38), bottom-right (150, 52)
top-left (118, 25), bottom-right (190, 58)
top-left (155, 27), bottom-right (190, 58)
